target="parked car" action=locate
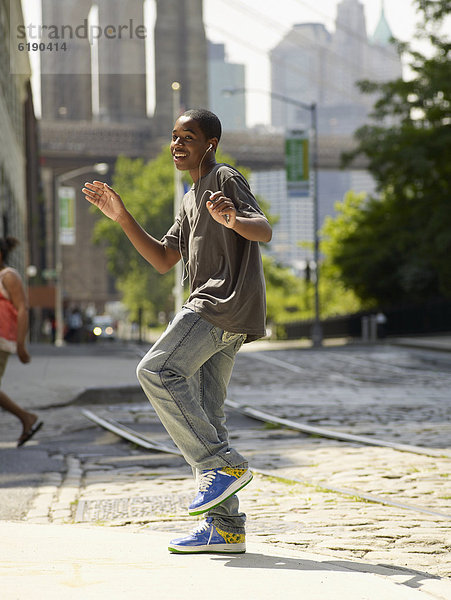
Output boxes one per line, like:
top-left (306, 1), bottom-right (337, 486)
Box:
top-left (91, 315), bottom-right (116, 340)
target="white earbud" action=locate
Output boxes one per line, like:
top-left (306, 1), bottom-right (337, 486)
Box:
top-left (208, 144), bottom-right (213, 151)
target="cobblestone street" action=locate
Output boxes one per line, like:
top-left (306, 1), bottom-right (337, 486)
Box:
top-left (1, 342), bottom-right (450, 598)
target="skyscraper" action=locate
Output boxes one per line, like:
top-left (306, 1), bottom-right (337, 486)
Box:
top-left (270, 0), bottom-right (402, 135)
top-left (208, 42), bottom-right (246, 131)
top-left (368, 1), bottom-right (399, 81)
top-left (261, 1), bottom-right (401, 270)
top-left (271, 22), bottom-right (331, 131)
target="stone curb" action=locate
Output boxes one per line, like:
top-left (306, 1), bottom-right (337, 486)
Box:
top-left (73, 385), bottom-right (146, 406)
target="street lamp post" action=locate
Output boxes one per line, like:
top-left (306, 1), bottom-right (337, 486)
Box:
top-left (222, 88), bottom-right (322, 346)
top-left (54, 162), bottom-right (109, 346)
top-left (310, 102), bottom-right (322, 347)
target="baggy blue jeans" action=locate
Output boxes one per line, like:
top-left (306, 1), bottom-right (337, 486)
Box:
top-left (136, 308), bottom-right (247, 532)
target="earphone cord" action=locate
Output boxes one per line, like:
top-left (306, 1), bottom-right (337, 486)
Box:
top-left (178, 189), bottom-right (213, 286)
top-left (177, 146), bottom-right (214, 287)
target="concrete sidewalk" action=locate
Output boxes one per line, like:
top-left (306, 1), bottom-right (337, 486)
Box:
top-left (390, 335), bottom-right (451, 352)
top-left (2, 342), bottom-right (143, 412)
top-left (1, 521), bottom-right (447, 600)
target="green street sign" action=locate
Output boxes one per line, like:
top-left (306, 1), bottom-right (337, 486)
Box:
top-left (42, 268), bottom-right (57, 280)
top-left (59, 186), bottom-right (76, 245)
top-left (285, 134), bottom-right (309, 183)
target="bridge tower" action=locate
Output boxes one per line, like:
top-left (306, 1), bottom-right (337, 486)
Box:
top-left (154, 0), bottom-right (208, 134)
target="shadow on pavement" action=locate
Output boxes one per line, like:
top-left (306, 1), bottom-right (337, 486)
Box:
top-left (212, 552), bottom-right (442, 587)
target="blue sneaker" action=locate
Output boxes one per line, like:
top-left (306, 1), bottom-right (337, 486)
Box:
top-left (188, 466), bottom-right (253, 516)
top-left (168, 518), bottom-right (246, 554)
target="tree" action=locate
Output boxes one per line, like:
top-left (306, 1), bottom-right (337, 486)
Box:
top-left (263, 245), bottom-right (363, 334)
top-left (335, 0), bottom-right (451, 306)
top-left (321, 192), bottom-right (405, 306)
top-left (92, 150), bottom-right (175, 324)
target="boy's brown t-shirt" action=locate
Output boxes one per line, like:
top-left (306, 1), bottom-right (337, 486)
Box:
top-left (161, 163), bottom-right (268, 342)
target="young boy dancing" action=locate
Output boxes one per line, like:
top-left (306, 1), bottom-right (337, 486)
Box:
top-left (83, 109), bottom-right (271, 553)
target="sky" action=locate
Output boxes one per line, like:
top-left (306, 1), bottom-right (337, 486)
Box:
top-left (21, 0), bottom-right (423, 125)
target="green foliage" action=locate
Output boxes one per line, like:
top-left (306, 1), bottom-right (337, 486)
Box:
top-left (415, 0), bottom-right (451, 23)
top-left (336, 0), bottom-right (451, 306)
top-left (263, 254), bottom-right (305, 324)
top-left (92, 150), bottom-right (175, 324)
top-left (322, 192), bottom-right (405, 306)
top-left (263, 249), bottom-right (362, 329)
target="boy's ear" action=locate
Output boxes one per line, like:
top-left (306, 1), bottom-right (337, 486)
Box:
top-left (208, 138), bottom-right (219, 152)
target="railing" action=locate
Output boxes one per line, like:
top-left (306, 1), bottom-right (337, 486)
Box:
top-left (279, 299), bottom-right (451, 341)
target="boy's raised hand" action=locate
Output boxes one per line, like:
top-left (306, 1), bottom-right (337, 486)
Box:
top-left (206, 191), bottom-right (236, 228)
top-left (82, 181), bottom-right (126, 222)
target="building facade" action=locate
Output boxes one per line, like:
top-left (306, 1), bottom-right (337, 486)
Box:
top-left (250, 167), bottom-right (376, 273)
top-left (270, 0), bottom-right (402, 135)
top-left (208, 42), bottom-right (246, 131)
top-left (0, 0), bottom-right (36, 278)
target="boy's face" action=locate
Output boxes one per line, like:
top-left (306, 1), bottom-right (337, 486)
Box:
top-left (171, 116), bottom-right (214, 175)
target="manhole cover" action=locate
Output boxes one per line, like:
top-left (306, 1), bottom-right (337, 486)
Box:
top-left (75, 493), bottom-right (192, 523)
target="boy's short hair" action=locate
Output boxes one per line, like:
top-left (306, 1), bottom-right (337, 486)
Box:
top-left (182, 109), bottom-right (222, 142)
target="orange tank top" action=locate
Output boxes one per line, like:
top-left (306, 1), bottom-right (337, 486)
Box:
top-left (0, 267), bottom-right (18, 353)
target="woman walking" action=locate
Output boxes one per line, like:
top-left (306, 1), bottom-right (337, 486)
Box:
top-left (0, 237), bottom-right (42, 446)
